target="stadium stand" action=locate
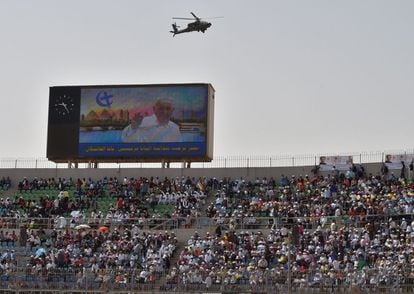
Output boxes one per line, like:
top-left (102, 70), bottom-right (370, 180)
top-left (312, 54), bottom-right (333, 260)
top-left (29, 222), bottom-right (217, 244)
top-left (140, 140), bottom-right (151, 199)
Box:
top-left (0, 166), bottom-right (414, 292)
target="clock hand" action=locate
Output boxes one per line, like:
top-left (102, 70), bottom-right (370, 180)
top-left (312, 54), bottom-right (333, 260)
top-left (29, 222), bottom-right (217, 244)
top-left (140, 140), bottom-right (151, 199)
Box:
top-left (59, 102), bottom-right (70, 113)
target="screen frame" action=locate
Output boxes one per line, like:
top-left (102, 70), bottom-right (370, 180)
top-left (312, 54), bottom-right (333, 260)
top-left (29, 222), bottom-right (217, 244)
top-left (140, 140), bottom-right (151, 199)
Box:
top-left (47, 83), bottom-right (214, 163)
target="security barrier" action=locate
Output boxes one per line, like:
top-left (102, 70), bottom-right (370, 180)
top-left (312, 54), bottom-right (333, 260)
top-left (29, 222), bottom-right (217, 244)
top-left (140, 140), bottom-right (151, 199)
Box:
top-left (0, 213), bottom-right (412, 231)
top-left (0, 267), bottom-right (413, 293)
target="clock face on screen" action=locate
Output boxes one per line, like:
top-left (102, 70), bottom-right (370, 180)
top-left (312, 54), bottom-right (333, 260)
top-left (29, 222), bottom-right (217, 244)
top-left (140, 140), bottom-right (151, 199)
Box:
top-left (53, 94), bottom-right (75, 116)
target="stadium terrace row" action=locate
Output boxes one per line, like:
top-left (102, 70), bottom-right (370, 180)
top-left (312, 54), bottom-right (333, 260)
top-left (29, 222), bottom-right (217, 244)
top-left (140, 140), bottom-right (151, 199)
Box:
top-left (208, 173), bottom-right (414, 220)
top-left (1, 176), bottom-right (209, 220)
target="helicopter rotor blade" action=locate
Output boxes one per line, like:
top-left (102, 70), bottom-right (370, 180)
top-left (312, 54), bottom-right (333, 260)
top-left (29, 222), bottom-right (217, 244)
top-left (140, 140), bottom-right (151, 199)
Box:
top-left (203, 16), bottom-right (224, 20)
top-left (190, 12), bottom-right (200, 21)
top-left (172, 17), bottom-right (195, 20)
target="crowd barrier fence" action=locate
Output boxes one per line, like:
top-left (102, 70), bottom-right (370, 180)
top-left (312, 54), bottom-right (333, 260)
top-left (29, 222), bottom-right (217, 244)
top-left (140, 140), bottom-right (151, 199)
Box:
top-left (0, 213), bottom-right (412, 232)
top-left (0, 267), bottom-right (412, 293)
top-left (1, 149), bottom-right (413, 168)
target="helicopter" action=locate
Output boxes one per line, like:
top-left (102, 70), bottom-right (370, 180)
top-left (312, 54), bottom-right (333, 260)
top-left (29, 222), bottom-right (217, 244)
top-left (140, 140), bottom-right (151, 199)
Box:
top-left (170, 12), bottom-right (222, 36)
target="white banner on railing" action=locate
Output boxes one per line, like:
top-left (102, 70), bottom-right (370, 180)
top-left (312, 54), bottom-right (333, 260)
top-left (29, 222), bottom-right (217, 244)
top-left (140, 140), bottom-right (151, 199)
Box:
top-left (319, 155), bottom-right (353, 171)
top-left (384, 154), bottom-right (414, 170)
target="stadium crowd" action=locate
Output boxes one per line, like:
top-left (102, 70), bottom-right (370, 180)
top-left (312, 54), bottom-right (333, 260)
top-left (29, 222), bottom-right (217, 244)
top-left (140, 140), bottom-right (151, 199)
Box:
top-left (0, 166), bottom-right (413, 291)
top-left (167, 216), bottom-right (414, 290)
top-left (207, 171), bottom-right (414, 223)
top-left (0, 175), bottom-right (209, 221)
top-left (21, 227), bottom-right (177, 287)
top-left (0, 177), bottom-right (11, 191)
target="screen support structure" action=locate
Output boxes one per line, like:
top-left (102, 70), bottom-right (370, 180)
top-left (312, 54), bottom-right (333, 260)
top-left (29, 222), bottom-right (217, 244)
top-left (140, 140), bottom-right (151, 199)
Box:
top-left (88, 161), bottom-right (99, 168)
top-left (181, 161), bottom-right (192, 168)
top-left (67, 161), bottom-right (98, 168)
top-left (66, 160), bottom-right (192, 169)
top-left (161, 161), bottom-right (191, 168)
top-left (67, 161), bottom-right (78, 169)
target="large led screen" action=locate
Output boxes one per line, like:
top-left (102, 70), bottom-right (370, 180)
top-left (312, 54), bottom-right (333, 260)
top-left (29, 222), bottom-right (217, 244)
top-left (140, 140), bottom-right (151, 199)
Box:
top-left (47, 84), bottom-right (214, 162)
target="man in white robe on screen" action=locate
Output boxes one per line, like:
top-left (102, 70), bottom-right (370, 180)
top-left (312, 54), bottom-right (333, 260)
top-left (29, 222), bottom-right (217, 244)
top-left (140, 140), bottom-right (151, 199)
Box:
top-left (122, 98), bottom-right (182, 143)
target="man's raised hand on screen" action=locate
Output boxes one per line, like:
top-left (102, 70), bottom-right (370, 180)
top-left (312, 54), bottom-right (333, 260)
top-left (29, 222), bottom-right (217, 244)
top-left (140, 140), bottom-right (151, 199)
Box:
top-left (130, 113), bottom-right (144, 129)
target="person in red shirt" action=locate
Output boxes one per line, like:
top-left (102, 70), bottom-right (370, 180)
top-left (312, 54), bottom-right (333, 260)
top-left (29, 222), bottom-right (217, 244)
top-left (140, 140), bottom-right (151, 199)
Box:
top-left (117, 197), bottom-right (124, 210)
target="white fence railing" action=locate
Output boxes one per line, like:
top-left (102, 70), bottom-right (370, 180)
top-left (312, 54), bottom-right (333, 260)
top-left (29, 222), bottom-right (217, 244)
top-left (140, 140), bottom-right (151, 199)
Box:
top-left (0, 148), bottom-right (413, 168)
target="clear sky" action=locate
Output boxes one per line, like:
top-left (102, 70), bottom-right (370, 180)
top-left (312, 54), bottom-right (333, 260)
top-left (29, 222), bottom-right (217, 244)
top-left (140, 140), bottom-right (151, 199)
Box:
top-left (0, 0), bottom-right (413, 158)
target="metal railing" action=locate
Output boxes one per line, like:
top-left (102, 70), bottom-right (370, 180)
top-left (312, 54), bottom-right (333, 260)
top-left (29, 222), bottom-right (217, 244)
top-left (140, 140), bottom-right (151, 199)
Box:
top-left (1, 148), bottom-right (413, 168)
top-left (164, 267), bottom-right (414, 293)
top-left (0, 267), bottom-right (161, 292)
top-left (0, 267), bottom-right (412, 293)
top-left (0, 213), bottom-right (411, 231)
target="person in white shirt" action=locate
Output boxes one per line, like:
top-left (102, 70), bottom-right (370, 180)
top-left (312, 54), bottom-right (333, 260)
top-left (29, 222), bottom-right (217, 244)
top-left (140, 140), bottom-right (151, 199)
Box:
top-left (121, 99), bottom-right (182, 143)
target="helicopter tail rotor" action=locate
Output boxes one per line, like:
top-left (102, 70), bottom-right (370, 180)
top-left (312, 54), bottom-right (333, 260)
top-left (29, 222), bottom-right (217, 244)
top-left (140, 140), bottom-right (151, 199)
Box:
top-left (170, 23), bottom-right (179, 35)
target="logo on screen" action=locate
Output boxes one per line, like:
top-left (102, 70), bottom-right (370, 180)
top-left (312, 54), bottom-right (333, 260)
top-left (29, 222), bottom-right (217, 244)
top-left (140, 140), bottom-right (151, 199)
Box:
top-left (96, 91), bottom-right (114, 107)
